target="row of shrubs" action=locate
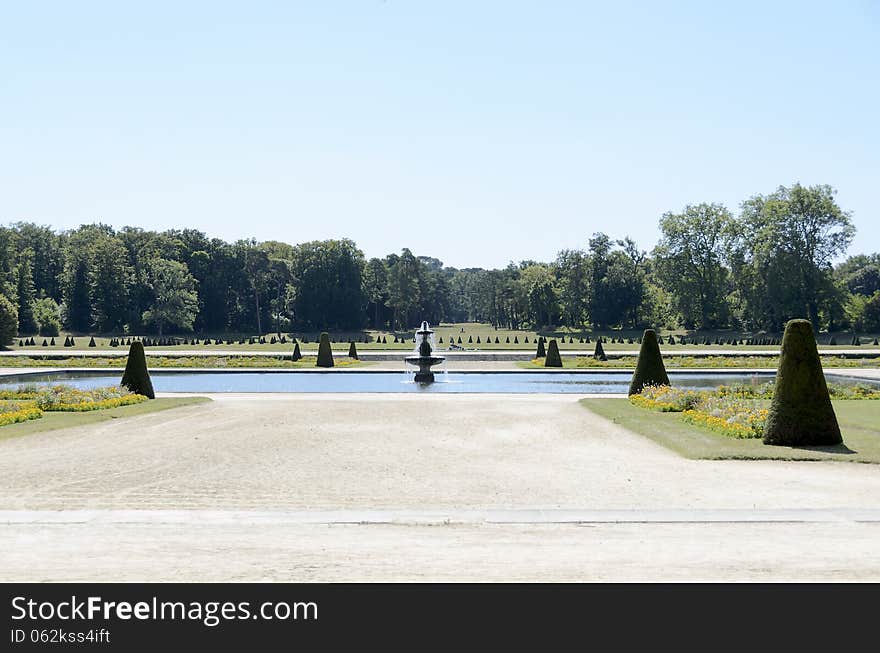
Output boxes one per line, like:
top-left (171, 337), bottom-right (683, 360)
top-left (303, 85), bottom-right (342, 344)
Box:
top-left (15, 333), bottom-right (880, 348)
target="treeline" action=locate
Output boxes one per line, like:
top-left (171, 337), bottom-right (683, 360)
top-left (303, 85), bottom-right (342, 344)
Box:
top-left (1, 183), bottom-right (879, 339)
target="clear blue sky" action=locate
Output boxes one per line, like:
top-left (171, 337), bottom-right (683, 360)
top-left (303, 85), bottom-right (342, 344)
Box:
top-left (1, 1), bottom-right (878, 268)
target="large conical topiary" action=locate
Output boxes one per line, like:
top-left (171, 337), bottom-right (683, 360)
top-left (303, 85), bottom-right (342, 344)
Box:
top-left (593, 339), bottom-right (606, 361)
top-left (316, 332), bottom-right (334, 368)
top-left (628, 329), bottom-right (669, 395)
top-left (121, 341), bottom-right (155, 399)
top-left (763, 319), bottom-right (841, 446)
top-left (291, 341), bottom-right (302, 361)
top-left (544, 339), bottom-right (562, 367)
top-left (535, 338), bottom-right (546, 358)
top-left (348, 341), bottom-right (358, 359)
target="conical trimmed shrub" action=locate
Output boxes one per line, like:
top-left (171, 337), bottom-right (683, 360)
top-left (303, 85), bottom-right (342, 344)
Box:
top-left (121, 341), bottom-right (155, 399)
top-left (88, 336), bottom-right (96, 347)
top-left (628, 329), bottom-right (669, 395)
top-left (536, 338), bottom-right (546, 357)
top-left (291, 341), bottom-right (302, 361)
top-left (348, 341), bottom-right (358, 359)
top-left (316, 332), bottom-right (334, 368)
top-left (763, 319), bottom-right (841, 446)
top-left (593, 339), bottom-right (606, 361)
top-left (544, 339), bottom-right (562, 367)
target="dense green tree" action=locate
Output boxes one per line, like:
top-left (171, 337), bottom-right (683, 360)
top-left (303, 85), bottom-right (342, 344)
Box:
top-left (141, 259), bottom-right (199, 335)
top-left (387, 249), bottom-right (421, 329)
top-left (32, 297), bottom-right (62, 336)
top-left (731, 184), bottom-right (854, 331)
top-left (14, 249), bottom-right (37, 334)
top-left (63, 258), bottom-right (92, 332)
top-left (519, 264), bottom-right (559, 328)
top-left (89, 235), bottom-right (131, 332)
top-left (0, 294), bottom-right (18, 347)
top-left (290, 239), bottom-right (365, 329)
top-left (363, 257), bottom-right (389, 329)
top-left (554, 249), bottom-right (589, 327)
top-left (653, 203), bottom-right (733, 329)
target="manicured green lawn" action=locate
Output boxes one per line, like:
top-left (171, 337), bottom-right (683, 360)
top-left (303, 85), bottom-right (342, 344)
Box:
top-left (10, 322), bottom-right (880, 353)
top-left (0, 396), bottom-right (211, 441)
top-left (581, 398), bottom-right (880, 463)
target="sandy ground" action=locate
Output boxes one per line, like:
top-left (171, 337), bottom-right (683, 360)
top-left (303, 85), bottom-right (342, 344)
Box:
top-left (1, 393), bottom-right (879, 581)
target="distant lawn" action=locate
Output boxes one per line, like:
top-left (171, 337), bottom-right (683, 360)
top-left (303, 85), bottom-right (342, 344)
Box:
top-left (0, 396), bottom-right (211, 441)
top-left (581, 398), bottom-right (880, 464)
top-left (8, 322), bottom-right (879, 353)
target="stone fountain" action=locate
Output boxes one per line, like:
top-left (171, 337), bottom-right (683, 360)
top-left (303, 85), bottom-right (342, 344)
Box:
top-left (405, 321), bottom-right (446, 383)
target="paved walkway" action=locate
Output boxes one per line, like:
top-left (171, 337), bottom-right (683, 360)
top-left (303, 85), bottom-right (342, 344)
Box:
top-left (1, 394), bottom-right (879, 580)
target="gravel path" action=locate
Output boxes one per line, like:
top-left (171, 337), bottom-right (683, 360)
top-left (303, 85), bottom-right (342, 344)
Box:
top-left (1, 393), bottom-right (878, 580)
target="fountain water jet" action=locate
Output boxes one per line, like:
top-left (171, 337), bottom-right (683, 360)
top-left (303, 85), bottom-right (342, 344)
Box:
top-left (405, 321), bottom-right (446, 383)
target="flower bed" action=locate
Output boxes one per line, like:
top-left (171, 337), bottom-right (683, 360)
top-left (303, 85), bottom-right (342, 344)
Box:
top-left (629, 381), bottom-right (877, 439)
top-left (0, 402), bottom-right (43, 427)
top-left (0, 385), bottom-right (149, 424)
top-left (33, 385), bottom-right (148, 412)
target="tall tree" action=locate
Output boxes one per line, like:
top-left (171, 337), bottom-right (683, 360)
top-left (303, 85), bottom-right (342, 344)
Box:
top-left (64, 258), bottom-right (92, 331)
top-left (14, 249), bottom-right (37, 334)
top-left (732, 184), bottom-right (854, 330)
top-left (554, 249), bottom-right (589, 327)
top-left (363, 258), bottom-right (388, 329)
top-left (653, 203), bottom-right (733, 329)
top-left (89, 236), bottom-right (131, 332)
top-left (141, 258), bottom-right (199, 335)
top-left (387, 249), bottom-right (421, 329)
top-left (289, 239), bottom-right (365, 329)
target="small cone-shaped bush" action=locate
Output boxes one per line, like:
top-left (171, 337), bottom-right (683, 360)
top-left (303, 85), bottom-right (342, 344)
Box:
top-left (536, 338), bottom-right (546, 357)
top-left (593, 339), bottom-right (606, 361)
top-left (121, 341), bottom-right (155, 399)
top-left (513, 336), bottom-right (518, 344)
top-left (568, 337), bottom-right (573, 344)
top-left (495, 336), bottom-right (500, 344)
top-left (291, 341), bottom-right (302, 361)
top-left (505, 336), bottom-right (510, 343)
top-left (544, 339), bottom-right (562, 367)
top-left (381, 336), bottom-right (387, 344)
top-left (628, 329), bottom-right (669, 395)
top-left (316, 332), bottom-right (334, 368)
top-left (50, 337), bottom-right (55, 346)
top-left (874, 338), bottom-right (879, 346)
top-left (763, 319), bottom-right (841, 447)
top-left (468, 335), bottom-right (473, 343)
top-left (524, 336), bottom-right (529, 343)
top-left (88, 336), bottom-right (96, 347)
top-left (438, 336), bottom-right (443, 343)
top-left (348, 341), bottom-right (358, 359)
top-left (476, 336), bottom-right (481, 343)
top-left (457, 336), bottom-right (462, 344)
top-left (42, 339), bottom-right (48, 346)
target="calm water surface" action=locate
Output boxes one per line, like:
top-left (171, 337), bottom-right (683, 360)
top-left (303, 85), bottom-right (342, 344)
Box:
top-left (1, 370), bottom-right (866, 394)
